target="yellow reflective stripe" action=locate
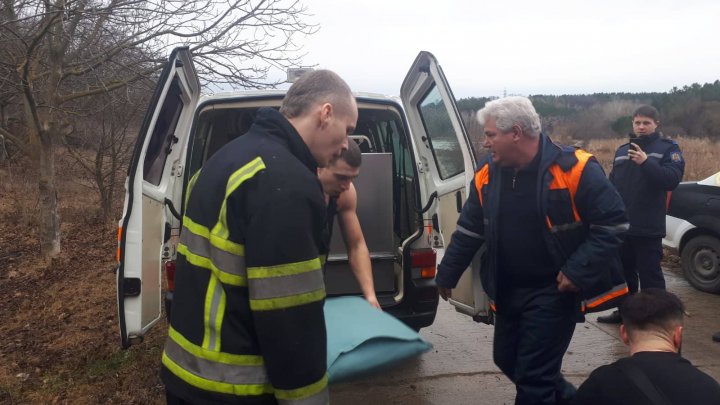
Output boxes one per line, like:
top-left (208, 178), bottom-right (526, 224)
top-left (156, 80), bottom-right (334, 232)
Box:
top-left (202, 276), bottom-right (225, 351)
top-left (185, 169), bottom-right (202, 208)
top-left (212, 157), bottom-right (266, 240)
top-left (250, 289), bottom-right (326, 311)
top-left (248, 258), bottom-right (322, 279)
top-left (177, 244), bottom-right (247, 286)
top-left (184, 216), bottom-right (244, 256)
top-left (168, 326), bottom-right (263, 365)
top-left (275, 374), bottom-right (328, 401)
top-left (162, 352), bottom-right (273, 396)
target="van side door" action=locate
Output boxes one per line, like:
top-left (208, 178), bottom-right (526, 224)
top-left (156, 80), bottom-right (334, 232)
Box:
top-left (116, 47), bottom-right (200, 348)
top-left (401, 51), bottom-right (490, 320)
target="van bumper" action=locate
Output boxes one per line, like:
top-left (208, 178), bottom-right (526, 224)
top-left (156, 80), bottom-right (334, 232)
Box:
top-left (385, 278), bottom-right (439, 331)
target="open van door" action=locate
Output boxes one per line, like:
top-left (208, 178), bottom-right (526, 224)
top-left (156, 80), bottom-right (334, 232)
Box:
top-left (400, 51), bottom-right (491, 323)
top-left (117, 47), bottom-right (200, 348)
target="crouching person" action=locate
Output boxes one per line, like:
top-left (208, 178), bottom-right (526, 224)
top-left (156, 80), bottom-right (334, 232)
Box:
top-left (573, 289), bottom-right (720, 404)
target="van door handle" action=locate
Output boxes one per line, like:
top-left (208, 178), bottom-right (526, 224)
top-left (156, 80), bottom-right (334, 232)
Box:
top-left (456, 190), bottom-right (463, 213)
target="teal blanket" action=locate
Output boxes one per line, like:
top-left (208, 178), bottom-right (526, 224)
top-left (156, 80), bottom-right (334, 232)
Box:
top-left (325, 296), bottom-right (432, 383)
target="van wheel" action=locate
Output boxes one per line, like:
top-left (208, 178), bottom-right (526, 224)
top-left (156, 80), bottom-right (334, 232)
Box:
top-left (681, 235), bottom-right (720, 294)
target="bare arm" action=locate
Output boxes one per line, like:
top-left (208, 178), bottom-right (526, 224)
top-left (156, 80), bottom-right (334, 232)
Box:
top-left (336, 183), bottom-right (380, 309)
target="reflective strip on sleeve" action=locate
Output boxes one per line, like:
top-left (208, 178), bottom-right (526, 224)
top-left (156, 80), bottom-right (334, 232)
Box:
top-left (549, 221), bottom-right (583, 233)
top-left (213, 157), bottom-right (266, 240)
top-left (178, 218), bottom-right (247, 286)
top-left (590, 223), bottom-right (630, 233)
top-left (162, 327), bottom-right (272, 396)
top-left (647, 152), bottom-right (664, 159)
top-left (276, 374), bottom-right (329, 405)
top-left (456, 224), bottom-right (483, 239)
top-left (248, 269), bottom-right (325, 301)
top-left (248, 259), bottom-right (326, 311)
top-left (584, 283), bottom-right (629, 310)
top-left (614, 155), bottom-right (629, 162)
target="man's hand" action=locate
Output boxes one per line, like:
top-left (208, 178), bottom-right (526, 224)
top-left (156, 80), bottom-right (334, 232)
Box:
top-left (366, 295), bottom-right (381, 310)
top-left (438, 287), bottom-right (452, 301)
top-left (556, 271), bottom-right (580, 293)
top-left (628, 143), bottom-right (647, 165)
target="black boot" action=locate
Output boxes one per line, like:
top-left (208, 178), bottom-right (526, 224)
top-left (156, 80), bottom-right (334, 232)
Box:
top-left (713, 332), bottom-right (720, 343)
top-left (597, 310), bottom-right (622, 324)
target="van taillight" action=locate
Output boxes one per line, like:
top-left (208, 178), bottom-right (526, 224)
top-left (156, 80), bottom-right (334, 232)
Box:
top-left (666, 191), bottom-right (672, 212)
top-left (411, 248), bottom-right (437, 279)
top-left (165, 261), bottom-right (177, 291)
top-left (116, 227), bottom-right (123, 262)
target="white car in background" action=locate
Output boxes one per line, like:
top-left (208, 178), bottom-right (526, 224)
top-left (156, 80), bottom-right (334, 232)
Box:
top-left (663, 171), bottom-right (720, 293)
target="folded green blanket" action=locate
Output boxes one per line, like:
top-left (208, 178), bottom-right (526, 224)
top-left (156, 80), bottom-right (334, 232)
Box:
top-left (325, 296), bottom-right (433, 383)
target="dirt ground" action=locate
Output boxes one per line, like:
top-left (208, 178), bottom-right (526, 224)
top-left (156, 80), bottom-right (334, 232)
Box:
top-left (0, 151), bottom-right (701, 405)
top-left (0, 157), bottom-right (168, 405)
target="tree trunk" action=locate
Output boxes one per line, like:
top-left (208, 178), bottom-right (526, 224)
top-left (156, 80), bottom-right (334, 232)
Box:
top-left (38, 132), bottom-right (60, 259)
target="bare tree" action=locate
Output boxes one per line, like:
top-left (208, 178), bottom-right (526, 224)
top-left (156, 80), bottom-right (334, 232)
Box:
top-left (0, 0), bottom-right (317, 259)
top-left (64, 90), bottom-right (146, 221)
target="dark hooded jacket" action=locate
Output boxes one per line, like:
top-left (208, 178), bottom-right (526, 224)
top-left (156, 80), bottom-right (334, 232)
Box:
top-left (436, 134), bottom-right (629, 316)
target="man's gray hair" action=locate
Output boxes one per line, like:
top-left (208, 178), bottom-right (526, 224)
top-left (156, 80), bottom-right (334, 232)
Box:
top-left (280, 70), bottom-right (354, 118)
top-left (477, 96), bottom-right (541, 138)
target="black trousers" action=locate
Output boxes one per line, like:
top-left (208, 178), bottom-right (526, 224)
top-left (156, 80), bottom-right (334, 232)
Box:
top-left (494, 284), bottom-right (577, 405)
top-left (620, 236), bottom-right (665, 294)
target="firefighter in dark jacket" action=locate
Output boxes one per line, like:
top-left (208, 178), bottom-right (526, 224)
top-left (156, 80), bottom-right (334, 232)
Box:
top-left (435, 96), bottom-right (629, 405)
top-left (161, 70), bottom-right (357, 405)
top-left (598, 105), bottom-right (684, 324)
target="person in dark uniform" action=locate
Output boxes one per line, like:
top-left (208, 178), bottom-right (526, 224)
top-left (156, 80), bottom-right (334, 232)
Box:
top-left (436, 96), bottom-right (629, 405)
top-left (318, 140), bottom-right (379, 308)
top-left (162, 70), bottom-right (357, 405)
top-left (598, 105), bottom-right (685, 324)
top-left (573, 289), bottom-right (720, 404)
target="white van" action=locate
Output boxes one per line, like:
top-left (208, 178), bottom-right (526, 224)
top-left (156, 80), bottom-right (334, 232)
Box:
top-left (116, 47), bottom-right (490, 347)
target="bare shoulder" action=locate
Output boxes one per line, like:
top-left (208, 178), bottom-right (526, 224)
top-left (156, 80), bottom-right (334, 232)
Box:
top-left (336, 183), bottom-right (358, 212)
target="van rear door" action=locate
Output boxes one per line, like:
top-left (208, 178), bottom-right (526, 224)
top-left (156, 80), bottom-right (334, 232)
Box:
top-left (117, 47), bottom-right (200, 348)
top-left (400, 51), bottom-right (490, 321)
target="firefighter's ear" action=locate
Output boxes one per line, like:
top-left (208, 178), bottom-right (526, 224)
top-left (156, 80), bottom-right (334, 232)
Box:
top-left (319, 103), bottom-right (333, 128)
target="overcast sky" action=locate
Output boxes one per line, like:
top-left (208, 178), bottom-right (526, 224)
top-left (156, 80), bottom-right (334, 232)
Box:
top-left (275, 0), bottom-right (720, 98)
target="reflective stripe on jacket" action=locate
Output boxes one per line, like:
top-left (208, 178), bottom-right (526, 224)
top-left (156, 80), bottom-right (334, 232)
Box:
top-left (161, 108), bottom-right (329, 405)
top-left (437, 134), bottom-right (629, 316)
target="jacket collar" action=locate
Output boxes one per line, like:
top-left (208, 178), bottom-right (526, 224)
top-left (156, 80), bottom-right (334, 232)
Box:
top-left (628, 131), bottom-right (660, 148)
top-left (251, 108), bottom-right (318, 173)
top-left (538, 133), bottom-right (565, 171)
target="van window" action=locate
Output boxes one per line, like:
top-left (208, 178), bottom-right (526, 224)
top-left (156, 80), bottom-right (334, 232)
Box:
top-left (417, 84), bottom-right (464, 180)
top-left (143, 78), bottom-right (184, 185)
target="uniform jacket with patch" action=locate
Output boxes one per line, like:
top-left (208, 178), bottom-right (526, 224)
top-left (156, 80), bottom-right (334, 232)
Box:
top-left (610, 132), bottom-right (684, 237)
